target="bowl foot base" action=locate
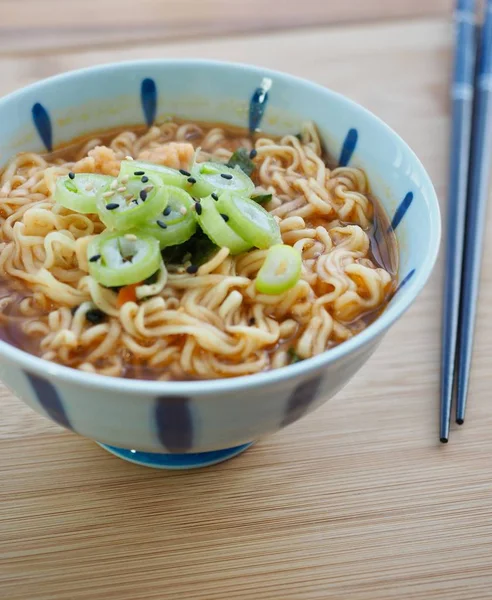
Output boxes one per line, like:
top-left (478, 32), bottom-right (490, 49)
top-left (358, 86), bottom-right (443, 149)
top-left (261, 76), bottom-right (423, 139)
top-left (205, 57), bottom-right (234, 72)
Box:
top-left (97, 442), bottom-right (254, 469)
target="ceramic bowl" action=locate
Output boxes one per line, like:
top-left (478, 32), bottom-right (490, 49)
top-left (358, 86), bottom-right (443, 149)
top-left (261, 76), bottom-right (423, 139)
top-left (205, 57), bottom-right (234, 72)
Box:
top-left (0, 60), bottom-right (441, 469)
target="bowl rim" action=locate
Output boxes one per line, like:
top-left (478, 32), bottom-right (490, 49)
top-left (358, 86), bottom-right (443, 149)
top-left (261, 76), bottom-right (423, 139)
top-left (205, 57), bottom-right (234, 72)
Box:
top-left (0, 58), bottom-right (441, 395)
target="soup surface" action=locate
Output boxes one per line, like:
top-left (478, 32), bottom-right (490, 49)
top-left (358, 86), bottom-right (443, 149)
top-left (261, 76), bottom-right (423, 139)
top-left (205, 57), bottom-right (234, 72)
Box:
top-left (0, 119), bottom-right (397, 380)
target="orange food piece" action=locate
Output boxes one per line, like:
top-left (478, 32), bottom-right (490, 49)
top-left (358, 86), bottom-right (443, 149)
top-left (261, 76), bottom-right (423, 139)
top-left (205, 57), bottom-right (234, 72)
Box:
top-left (88, 146), bottom-right (121, 176)
top-left (72, 146), bottom-right (121, 177)
top-left (138, 142), bottom-right (194, 170)
top-left (117, 283), bottom-right (139, 307)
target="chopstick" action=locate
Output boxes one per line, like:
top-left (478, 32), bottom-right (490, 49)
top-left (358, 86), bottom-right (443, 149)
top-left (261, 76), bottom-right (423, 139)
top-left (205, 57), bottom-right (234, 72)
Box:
top-left (440, 0), bottom-right (477, 443)
top-left (455, 0), bottom-right (492, 427)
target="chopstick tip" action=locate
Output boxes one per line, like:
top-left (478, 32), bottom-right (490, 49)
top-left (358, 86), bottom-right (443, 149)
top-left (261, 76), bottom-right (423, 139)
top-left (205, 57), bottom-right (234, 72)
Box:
top-left (440, 437), bottom-right (449, 444)
top-left (456, 418), bottom-right (464, 425)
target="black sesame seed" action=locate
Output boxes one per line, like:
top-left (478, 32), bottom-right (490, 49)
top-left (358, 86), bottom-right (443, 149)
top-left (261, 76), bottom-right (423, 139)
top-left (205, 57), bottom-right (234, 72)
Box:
top-left (139, 190), bottom-right (147, 202)
top-left (179, 169), bottom-right (191, 176)
top-left (85, 308), bottom-right (106, 324)
top-left (221, 213), bottom-right (229, 222)
top-left (221, 173), bottom-right (233, 180)
top-left (194, 202), bottom-right (202, 215)
top-left (211, 193), bottom-right (219, 201)
top-left (89, 254), bottom-right (101, 262)
top-left (68, 171), bottom-right (75, 179)
top-left (187, 177), bottom-right (197, 184)
top-left (106, 202), bottom-right (119, 210)
top-left (141, 175), bottom-right (149, 183)
top-left (131, 199), bottom-right (138, 204)
top-left (156, 220), bottom-right (168, 229)
top-left (186, 264), bottom-right (199, 274)
top-left (134, 170), bottom-right (145, 176)
top-left (249, 149), bottom-right (257, 159)
top-left (163, 206), bottom-right (172, 216)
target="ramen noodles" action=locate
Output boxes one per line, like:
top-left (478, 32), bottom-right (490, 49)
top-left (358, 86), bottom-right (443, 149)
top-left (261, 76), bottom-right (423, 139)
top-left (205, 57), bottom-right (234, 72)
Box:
top-left (0, 119), bottom-right (397, 380)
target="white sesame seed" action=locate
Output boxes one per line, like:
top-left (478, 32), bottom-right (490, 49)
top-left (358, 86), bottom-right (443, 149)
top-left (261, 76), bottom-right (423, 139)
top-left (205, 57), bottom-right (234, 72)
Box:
top-left (179, 206), bottom-right (187, 215)
top-left (102, 191), bottom-right (115, 198)
top-left (121, 175), bottom-right (129, 184)
top-left (85, 184), bottom-right (94, 192)
top-left (110, 180), bottom-right (118, 190)
top-left (125, 155), bottom-right (134, 161)
top-left (117, 186), bottom-right (126, 193)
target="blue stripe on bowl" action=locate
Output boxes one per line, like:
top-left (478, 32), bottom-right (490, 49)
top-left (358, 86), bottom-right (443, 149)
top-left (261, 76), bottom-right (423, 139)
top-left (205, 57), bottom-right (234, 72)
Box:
top-left (31, 103), bottom-right (53, 152)
top-left (141, 78), bottom-right (158, 127)
top-left (281, 376), bottom-right (323, 427)
top-left (154, 396), bottom-right (193, 452)
top-left (249, 78), bottom-right (271, 133)
top-left (339, 128), bottom-right (358, 166)
top-left (394, 269), bottom-right (416, 295)
top-left (389, 191), bottom-right (414, 231)
top-left (25, 371), bottom-right (73, 430)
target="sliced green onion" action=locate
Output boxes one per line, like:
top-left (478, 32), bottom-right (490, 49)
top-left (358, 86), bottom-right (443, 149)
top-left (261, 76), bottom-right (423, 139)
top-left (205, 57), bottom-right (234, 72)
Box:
top-left (139, 187), bottom-right (197, 249)
top-left (195, 195), bottom-right (252, 255)
top-left (156, 186), bottom-right (194, 225)
top-left (256, 244), bottom-right (302, 295)
top-left (141, 217), bottom-right (197, 250)
top-left (96, 172), bottom-right (168, 231)
top-left (54, 173), bottom-right (113, 214)
top-left (87, 231), bottom-right (162, 287)
top-left (217, 192), bottom-right (281, 249)
top-left (119, 159), bottom-right (191, 190)
top-left (190, 162), bottom-right (255, 198)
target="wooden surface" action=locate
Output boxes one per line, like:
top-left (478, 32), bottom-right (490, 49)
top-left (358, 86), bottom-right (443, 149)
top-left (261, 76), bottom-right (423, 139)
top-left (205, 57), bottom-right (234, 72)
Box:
top-left (1, 0), bottom-right (453, 53)
top-left (3, 3), bottom-right (492, 599)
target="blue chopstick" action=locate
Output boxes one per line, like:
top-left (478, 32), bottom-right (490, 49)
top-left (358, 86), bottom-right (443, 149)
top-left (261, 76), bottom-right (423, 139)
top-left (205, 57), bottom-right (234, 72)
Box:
top-left (455, 0), bottom-right (492, 426)
top-left (440, 0), bottom-right (477, 443)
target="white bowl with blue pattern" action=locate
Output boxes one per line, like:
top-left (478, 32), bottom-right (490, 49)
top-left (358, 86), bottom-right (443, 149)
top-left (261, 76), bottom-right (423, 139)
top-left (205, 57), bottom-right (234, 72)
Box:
top-left (0, 60), bottom-right (441, 469)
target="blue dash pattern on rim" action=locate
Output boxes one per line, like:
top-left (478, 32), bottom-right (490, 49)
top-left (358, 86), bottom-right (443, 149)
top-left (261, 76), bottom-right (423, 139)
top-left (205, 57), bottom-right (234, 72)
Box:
top-left (394, 269), bottom-right (416, 295)
top-left (390, 191), bottom-right (414, 231)
top-left (388, 192), bottom-right (415, 294)
top-left (249, 77), bottom-right (271, 132)
top-left (141, 78), bottom-right (158, 127)
top-left (339, 128), bottom-right (358, 166)
top-left (31, 103), bottom-right (53, 152)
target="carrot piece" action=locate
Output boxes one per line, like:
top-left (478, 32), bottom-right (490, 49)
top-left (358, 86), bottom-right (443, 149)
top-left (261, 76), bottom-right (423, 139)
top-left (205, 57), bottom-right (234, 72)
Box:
top-left (117, 283), bottom-right (139, 307)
